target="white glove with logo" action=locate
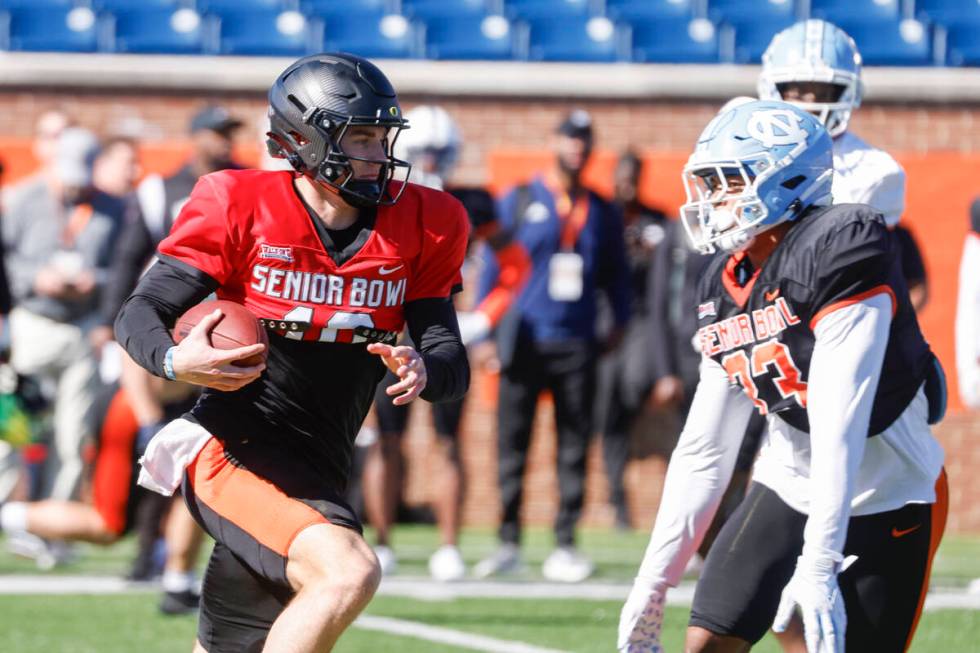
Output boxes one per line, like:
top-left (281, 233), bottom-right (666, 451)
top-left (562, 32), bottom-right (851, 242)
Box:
top-left (456, 310), bottom-right (491, 346)
top-left (773, 550), bottom-right (854, 653)
top-left (618, 578), bottom-right (667, 653)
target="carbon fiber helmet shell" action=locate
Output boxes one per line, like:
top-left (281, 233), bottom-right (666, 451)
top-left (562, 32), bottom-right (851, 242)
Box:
top-left (758, 19), bottom-right (862, 138)
top-left (681, 99), bottom-right (834, 254)
top-left (266, 52), bottom-right (410, 207)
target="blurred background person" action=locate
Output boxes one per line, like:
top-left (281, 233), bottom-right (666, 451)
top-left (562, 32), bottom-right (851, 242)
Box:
top-left (594, 150), bottom-right (667, 529)
top-left (957, 199), bottom-right (980, 410)
top-left (3, 109), bottom-right (74, 211)
top-left (93, 136), bottom-right (141, 199)
top-left (363, 104), bottom-right (530, 580)
top-left (2, 127), bottom-right (127, 504)
top-left (474, 109), bottom-right (630, 582)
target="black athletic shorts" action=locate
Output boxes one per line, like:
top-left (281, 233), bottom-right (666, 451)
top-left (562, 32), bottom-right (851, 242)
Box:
top-left (182, 436), bottom-right (362, 653)
top-left (374, 370), bottom-right (465, 439)
top-left (690, 473), bottom-right (947, 651)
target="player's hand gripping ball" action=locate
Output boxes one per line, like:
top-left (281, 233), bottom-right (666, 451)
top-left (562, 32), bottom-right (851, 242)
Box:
top-left (173, 299), bottom-right (268, 366)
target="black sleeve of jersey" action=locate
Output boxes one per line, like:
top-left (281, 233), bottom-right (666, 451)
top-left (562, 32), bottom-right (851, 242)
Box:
top-left (404, 297), bottom-right (470, 403)
top-left (99, 213), bottom-right (157, 327)
top-left (810, 215), bottom-right (898, 320)
top-left (893, 225), bottom-right (926, 285)
top-left (114, 258), bottom-right (218, 377)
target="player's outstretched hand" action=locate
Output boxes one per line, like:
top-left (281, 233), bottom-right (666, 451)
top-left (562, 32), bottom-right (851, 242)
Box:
top-left (368, 343), bottom-right (427, 406)
top-left (617, 579), bottom-right (667, 653)
top-left (773, 552), bottom-right (851, 653)
top-left (171, 309), bottom-right (266, 392)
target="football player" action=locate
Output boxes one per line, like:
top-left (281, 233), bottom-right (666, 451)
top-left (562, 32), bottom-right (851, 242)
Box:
top-left (759, 19), bottom-right (928, 311)
top-left (364, 104), bottom-right (530, 580)
top-left (618, 100), bottom-right (947, 653)
top-left (115, 54), bottom-right (469, 653)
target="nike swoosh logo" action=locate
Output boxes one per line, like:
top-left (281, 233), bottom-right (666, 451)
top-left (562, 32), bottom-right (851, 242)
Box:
top-left (764, 288), bottom-right (780, 302)
top-left (379, 264), bottom-right (404, 275)
top-left (892, 525), bottom-right (922, 538)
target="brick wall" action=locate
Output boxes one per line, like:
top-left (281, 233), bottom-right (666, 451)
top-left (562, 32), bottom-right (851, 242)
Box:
top-left (1, 89), bottom-right (978, 532)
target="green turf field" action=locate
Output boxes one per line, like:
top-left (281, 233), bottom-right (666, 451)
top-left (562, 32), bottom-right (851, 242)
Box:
top-left (0, 526), bottom-right (977, 651)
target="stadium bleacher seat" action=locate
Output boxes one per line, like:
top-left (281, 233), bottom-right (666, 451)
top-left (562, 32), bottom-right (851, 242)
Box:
top-left (810, 0), bottom-right (901, 23)
top-left (321, 11), bottom-right (417, 59)
top-left (606, 0), bottom-right (696, 22)
top-left (199, 0), bottom-right (288, 13)
top-left (526, 15), bottom-right (620, 62)
top-left (730, 16), bottom-right (796, 63)
top-left (424, 14), bottom-right (516, 60)
top-left (916, 0), bottom-right (980, 25)
top-left (946, 21), bottom-right (980, 66)
top-left (301, 0), bottom-right (393, 14)
top-left (838, 18), bottom-right (934, 66)
top-left (628, 16), bottom-right (719, 63)
top-left (505, 0), bottom-right (591, 20)
top-left (94, 0), bottom-right (182, 10)
top-left (3, 6), bottom-right (100, 52)
top-left (708, 0), bottom-right (797, 28)
top-left (214, 8), bottom-right (315, 56)
top-left (108, 7), bottom-right (205, 54)
top-left (402, 0), bottom-right (491, 21)
top-left (0, 0), bottom-right (75, 8)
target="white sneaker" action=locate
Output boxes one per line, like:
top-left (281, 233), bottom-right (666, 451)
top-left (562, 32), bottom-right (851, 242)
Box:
top-left (6, 531), bottom-right (76, 570)
top-left (428, 545), bottom-right (466, 582)
top-left (473, 543), bottom-right (523, 578)
top-left (541, 547), bottom-right (594, 583)
top-left (374, 545), bottom-right (398, 576)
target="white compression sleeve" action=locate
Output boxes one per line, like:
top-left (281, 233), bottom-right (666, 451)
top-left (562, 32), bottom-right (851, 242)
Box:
top-left (636, 356), bottom-right (755, 588)
top-left (805, 293), bottom-right (892, 557)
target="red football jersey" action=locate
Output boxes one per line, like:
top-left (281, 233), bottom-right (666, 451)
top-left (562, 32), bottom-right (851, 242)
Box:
top-left (158, 170), bottom-right (469, 344)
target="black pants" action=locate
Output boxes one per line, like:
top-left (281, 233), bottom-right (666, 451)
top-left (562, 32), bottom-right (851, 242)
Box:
top-left (691, 477), bottom-right (947, 650)
top-left (497, 339), bottom-right (596, 547)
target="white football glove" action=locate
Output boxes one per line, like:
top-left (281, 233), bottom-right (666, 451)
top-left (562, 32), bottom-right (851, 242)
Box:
top-left (773, 551), bottom-right (855, 653)
top-left (618, 578), bottom-right (667, 653)
top-left (456, 310), bottom-right (491, 346)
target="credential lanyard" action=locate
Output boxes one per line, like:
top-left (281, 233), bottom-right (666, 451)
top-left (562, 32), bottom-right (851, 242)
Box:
top-left (61, 203), bottom-right (93, 249)
top-left (546, 179), bottom-right (590, 252)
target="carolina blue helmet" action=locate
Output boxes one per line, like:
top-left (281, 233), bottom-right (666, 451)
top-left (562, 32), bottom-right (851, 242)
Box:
top-left (680, 100), bottom-right (834, 254)
top-left (758, 19), bottom-right (862, 138)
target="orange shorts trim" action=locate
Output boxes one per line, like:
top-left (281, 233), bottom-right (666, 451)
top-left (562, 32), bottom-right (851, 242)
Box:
top-left (904, 468), bottom-right (949, 651)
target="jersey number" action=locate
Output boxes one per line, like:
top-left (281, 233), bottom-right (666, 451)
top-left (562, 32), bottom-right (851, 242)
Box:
top-left (281, 307), bottom-right (375, 342)
top-left (721, 339), bottom-right (807, 414)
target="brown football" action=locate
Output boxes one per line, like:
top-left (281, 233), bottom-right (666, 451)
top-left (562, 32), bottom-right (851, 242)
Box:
top-left (172, 299), bottom-right (268, 367)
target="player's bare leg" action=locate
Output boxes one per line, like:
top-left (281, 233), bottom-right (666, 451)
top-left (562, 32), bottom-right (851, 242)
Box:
top-left (165, 499), bottom-right (205, 575)
top-left (361, 431), bottom-right (401, 572)
top-left (432, 437), bottom-right (462, 547)
top-left (6, 501), bottom-right (118, 544)
top-left (685, 626), bottom-right (752, 653)
top-left (192, 639), bottom-right (208, 653)
top-left (263, 522), bottom-right (381, 652)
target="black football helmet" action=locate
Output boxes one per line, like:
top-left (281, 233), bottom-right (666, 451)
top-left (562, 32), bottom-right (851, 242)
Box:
top-left (266, 52), bottom-right (411, 208)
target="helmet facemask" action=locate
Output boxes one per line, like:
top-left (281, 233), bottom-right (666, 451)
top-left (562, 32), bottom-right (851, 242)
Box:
top-left (760, 70), bottom-right (860, 137)
top-left (681, 160), bottom-right (769, 254)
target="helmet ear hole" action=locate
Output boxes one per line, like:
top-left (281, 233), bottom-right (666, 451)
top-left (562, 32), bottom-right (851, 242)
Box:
top-left (781, 175), bottom-right (806, 190)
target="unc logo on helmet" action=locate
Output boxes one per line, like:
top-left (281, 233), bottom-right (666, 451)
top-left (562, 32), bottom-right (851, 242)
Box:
top-left (680, 100), bottom-right (834, 254)
top-left (758, 19), bottom-right (863, 138)
top-left (747, 110), bottom-right (808, 148)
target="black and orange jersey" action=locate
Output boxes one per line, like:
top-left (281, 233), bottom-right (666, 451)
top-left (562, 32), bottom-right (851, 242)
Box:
top-left (694, 204), bottom-right (932, 436)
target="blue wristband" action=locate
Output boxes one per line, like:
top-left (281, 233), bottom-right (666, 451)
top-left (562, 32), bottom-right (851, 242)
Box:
top-left (163, 346), bottom-right (177, 381)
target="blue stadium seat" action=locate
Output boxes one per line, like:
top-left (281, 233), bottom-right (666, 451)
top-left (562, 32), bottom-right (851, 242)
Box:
top-left (708, 0), bottom-right (797, 28)
top-left (730, 16), bottom-right (796, 63)
top-left (628, 16), bottom-right (719, 63)
top-left (301, 0), bottom-right (393, 14)
top-left (916, 0), bottom-right (980, 25)
top-left (810, 0), bottom-right (900, 23)
top-left (199, 0), bottom-right (288, 12)
top-left (505, 0), bottom-right (591, 20)
top-left (0, 0), bottom-right (75, 8)
top-left (94, 0), bottom-right (183, 10)
top-left (946, 21), bottom-right (980, 66)
top-left (4, 6), bottom-right (100, 52)
top-left (402, 0), bottom-right (490, 21)
top-left (526, 15), bottom-right (620, 62)
top-left (214, 9), bottom-right (316, 56)
top-left (321, 11), bottom-right (417, 59)
top-left (424, 14), bottom-right (516, 60)
top-left (838, 18), bottom-right (934, 66)
top-left (606, 0), bottom-right (696, 22)
top-left (109, 7), bottom-right (205, 54)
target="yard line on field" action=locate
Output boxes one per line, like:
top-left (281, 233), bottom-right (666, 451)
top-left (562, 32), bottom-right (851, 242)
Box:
top-left (355, 614), bottom-right (569, 653)
top-left (376, 577), bottom-right (696, 604)
top-left (0, 575), bottom-right (154, 594)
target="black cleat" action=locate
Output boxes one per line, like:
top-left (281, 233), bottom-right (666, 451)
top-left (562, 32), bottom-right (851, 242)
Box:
top-left (159, 589), bottom-right (200, 616)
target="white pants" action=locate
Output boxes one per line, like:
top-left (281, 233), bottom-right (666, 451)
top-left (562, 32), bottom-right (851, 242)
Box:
top-left (9, 308), bottom-right (101, 501)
